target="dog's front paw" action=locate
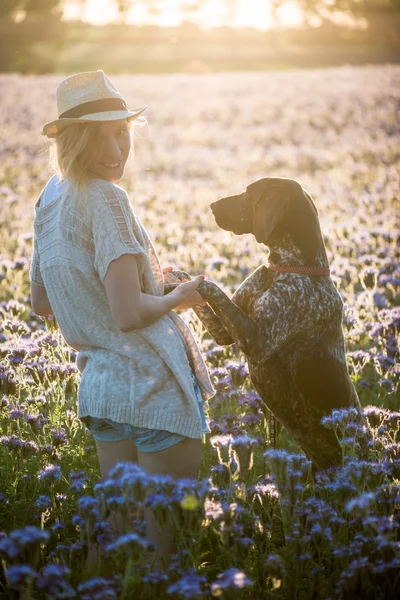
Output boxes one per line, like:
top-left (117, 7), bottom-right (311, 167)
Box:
top-left (164, 283), bottom-right (180, 295)
top-left (197, 279), bottom-right (220, 300)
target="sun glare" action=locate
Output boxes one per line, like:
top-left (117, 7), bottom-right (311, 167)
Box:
top-left (275, 2), bottom-right (303, 27)
top-left (64, 0), bottom-right (303, 30)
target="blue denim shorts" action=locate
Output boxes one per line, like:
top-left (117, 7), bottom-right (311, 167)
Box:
top-left (84, 370), bottom-right (210, 452)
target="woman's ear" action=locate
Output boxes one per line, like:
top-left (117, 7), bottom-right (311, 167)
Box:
top-left (252, 187), bottom-right (289, 245)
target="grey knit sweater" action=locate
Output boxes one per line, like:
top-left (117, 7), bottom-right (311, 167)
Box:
top-left (30, 177), bottom-right (215, 438)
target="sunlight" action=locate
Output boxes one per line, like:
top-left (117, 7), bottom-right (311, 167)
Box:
top-left (63, 0), bottom-right (303, 30)
top-left (274, 1), bottom-right (303, 27)
top-left (64, 0), bottom-right (118, 26)
top-left (232, 0), bottom-right (272, 30)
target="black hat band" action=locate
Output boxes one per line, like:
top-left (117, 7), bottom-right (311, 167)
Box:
top-left (59, 97), bottom-right (128, 119)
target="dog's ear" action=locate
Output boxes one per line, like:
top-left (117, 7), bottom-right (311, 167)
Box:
top-left (252, 186), bottom-right (289, 245)
top-left (288, 187), bottom-right (325, 261)
top-left (303, 190), bottom-right (319, 216)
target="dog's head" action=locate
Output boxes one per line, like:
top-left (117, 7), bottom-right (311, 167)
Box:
top-left (210, 177), bottom-right (323, 261)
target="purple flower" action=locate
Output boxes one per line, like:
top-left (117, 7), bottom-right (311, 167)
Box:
top-left (106, 532), bottom-right (148, 555)
top-left (231, 435), bottom-right (258, 450)
top-left (238, 390), bottom-right (263, 411)
top-left (6, 564), bottom-right (38, 588)
top-left (204, 498), bottom-right (226, 521)
top-left (0, 526), bottom-right (51, 561)
top-left (69, 470), bottom-right (89, 493)
top-left (321, 407), bottom-right (360, 431)
top-left (0, 434), bottom-right (24, 450)
top-left (345, 492), bottom-right (375, 517)
top-left (52, 522), bottom-right (66, 534)
top-left (167, 571), bottom-right (207, 598)
top-left (10, 526), bottom-right (51, 548)
top-left (347, 350), bottom-right (370, 366)
top-left (211, 568), bottom-right (253, 594)
top-left (25, 412), bottom-right (48, 430)
top-left (9, 408), bottom-right (24, 420)
top-left (51, 428), bottom-right (68, 447)
top-left (105, 495), bottom-right (127, 512)
top-left (72, 515), bottom-right (85, 528)
top-left (363, 405), bottom-right (390, 428)
top-left (37, 333), bottom-right (59, 348)
top-left (78, 577), bottom-right (119, 600)
top-left (22, 439), bottom-right (40, 457)
top-left (77, 495), bottom-right (100, 519)
top-left (35, 495), bottom-right (52, 512)
top-left (0, 536), bottom-right (20, 560)
top-left (38, 464), bottom-right (61, 483)
top-left (36, 563), bottom-right (76, 598)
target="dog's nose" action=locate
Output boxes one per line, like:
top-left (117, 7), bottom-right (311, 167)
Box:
top-left (210, 201), bottom-right (217, 212)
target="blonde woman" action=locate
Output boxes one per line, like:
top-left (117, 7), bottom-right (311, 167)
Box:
top-left (30, 70), bottom-right (215, 569)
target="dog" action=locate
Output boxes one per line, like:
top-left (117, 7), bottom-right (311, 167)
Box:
top-left (168, 177), bottom-right (364, 472)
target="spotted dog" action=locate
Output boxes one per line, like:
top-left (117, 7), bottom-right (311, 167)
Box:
top-left (168, 177), bottom-right (364, 471)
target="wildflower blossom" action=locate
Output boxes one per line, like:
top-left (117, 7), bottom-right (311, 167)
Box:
top-left (77, 577), bottom-right (119, 600)
top-left (105, 532), bottom-right (148, 555)
top-left (211, 568), bottom-right (253, 595)
top-left (38, 464), bottom-right (61, 483)
top-left (346, 492), bottom-right (375, 517)
top-left (167, 571), bottom-right (207, 598)
top-left (36, 564), bottom-right (76, 598)
top-left (35, 495), bottom-right (52, 512)
top-left (6, 564), bottom-right (38, 589)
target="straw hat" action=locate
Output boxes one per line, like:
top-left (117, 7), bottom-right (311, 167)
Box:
top-left (42, 70), bottom-right (147, 138)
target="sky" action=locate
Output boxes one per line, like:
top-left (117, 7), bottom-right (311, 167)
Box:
top-left (63, 0), bottom-right (304, 30)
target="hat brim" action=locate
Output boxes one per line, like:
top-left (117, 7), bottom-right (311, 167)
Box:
top-left (42, 106), bottom-right (147, 138)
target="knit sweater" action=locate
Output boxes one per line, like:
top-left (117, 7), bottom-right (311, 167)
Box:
top-left (29, 176), bottom-right (215, 438)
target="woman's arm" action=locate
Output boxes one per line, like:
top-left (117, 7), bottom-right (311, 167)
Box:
top-left (104, 254), bottom-right (205, 332)
top-left (30, 282), bottom-right (54, 316)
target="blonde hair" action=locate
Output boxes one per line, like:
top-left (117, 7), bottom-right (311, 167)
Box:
top-left (48, 116), bottom-right (146, 192)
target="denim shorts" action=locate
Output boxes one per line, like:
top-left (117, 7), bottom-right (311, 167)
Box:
top-left (84, 370), bottom-right (210, 452)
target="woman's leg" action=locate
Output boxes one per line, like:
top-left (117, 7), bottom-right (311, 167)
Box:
top-left (137, 437), bottom-right (202, 570)
top-left (86, 439), bottom-right (138, 571)
top-left (96, 438), bottom-right (139, 533)
top-left (96, 438), bottom-right (138, 480)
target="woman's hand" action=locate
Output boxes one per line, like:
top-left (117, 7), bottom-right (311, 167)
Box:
top-left (169, 275), bottom-right (207, 310)
top-left (163, 266), bottom-right (181, 285)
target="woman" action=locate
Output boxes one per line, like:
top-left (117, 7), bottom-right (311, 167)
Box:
top-left (30, 70), bottom-right (215, 569)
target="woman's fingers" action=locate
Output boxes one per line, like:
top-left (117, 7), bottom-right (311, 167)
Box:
top-left (163, 266), bottom-right (182, 284)
top-left (187, 275), bottom-right (205, 287)
top-left (164, 273), bottom-right (181, 284)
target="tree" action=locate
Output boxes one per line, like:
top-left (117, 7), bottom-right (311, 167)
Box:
top-left (271, 0), bottom-right (400, 42)
top-left (0, 0), bottom-right (65, 72)
top-left (115, 0), bottom-right (208, 21)
top-left (271, 0), bottom-right (400, 25)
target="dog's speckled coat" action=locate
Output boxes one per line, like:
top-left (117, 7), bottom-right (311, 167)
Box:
top-left (173, 177), bottom-right (364, 471)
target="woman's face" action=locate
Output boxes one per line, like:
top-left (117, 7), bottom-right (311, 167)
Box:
top-left (87, 119), bottom-right (132, 183)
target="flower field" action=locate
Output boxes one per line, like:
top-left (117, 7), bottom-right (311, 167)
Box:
top-left (0, 65), bottom-right (399, 599)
